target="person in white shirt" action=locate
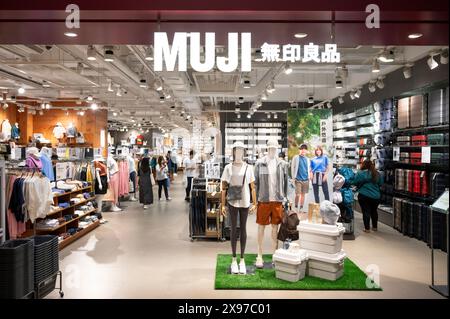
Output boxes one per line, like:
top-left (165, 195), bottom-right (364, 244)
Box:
top-left (183, 150), bottom-right (197, 201)
top-left (155, 155), bottom-right (171, 201)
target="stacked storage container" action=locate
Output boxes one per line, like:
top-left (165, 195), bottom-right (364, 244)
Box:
top-left (298, 222), bottom-right (346, 281)
top-left (273, 245), bottom-right (308, 282)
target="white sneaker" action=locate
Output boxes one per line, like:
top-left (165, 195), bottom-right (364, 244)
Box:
top-left (143, 205), bottom-right (148, 210)
top-left (111, 206), bottom-right (122, 212)
top-left (166, 197), bottom-right (172, 201)
top-left (130, 197), bottom-right (138, 202)
top-left (255, 256), bottom-right (264, 268)
top-left (239, 260), bottom-right (247, 274)
top-left (231, 260), bottom-right (239, 274)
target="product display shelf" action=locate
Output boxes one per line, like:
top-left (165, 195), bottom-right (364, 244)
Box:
top-left (58, 220), bottom-right (100, 250)
top-left (392, 124), bottom-right (449, 135)
top-left (393, 162), bottom-right (449, 173)
top-left (394, 145), bottom-right (449, 149)
top-left (393, 190), bottom-right (438, 203)
top-left (36, 208), bottom-right (97, 232)
top-left (47, 197), bottom-right (96, 217)
top-left (53, 186), bottom-right (92, 198)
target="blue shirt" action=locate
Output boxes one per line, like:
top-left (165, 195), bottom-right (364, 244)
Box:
top-left (310, 156), bottom-right (329, 173)
top-left (40, 153), bottom-right (54, 181)
top-left (296, 156), bottom-right (309, 181)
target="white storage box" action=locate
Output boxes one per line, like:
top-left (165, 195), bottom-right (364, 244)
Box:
top-left (273, 246), bottom-right (308, 282)
top-left (305, 249), bottom-right (346, 281)
top-left (298, 222), bottom-right (345, 254)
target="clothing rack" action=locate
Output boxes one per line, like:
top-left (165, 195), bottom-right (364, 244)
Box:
top-left (0, 160), bottom-right (5, 244)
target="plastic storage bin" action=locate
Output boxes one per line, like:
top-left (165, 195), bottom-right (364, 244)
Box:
top-left (305, 249), bottom-right (347, 281)
top-left (298, 222), bottom-right (345, 254)
top-left (273, 246), bottom-right (308, 282)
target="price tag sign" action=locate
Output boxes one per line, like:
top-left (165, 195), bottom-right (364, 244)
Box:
top-left (393, 146), bottom-right (400, 162)
top-left (421, 146), bottom-right (431, 164)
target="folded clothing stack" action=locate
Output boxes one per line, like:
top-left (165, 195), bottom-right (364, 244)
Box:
top-left (52, 188), bottom-right (65, 195)
top-left (36, 219), bottom-right (59, 229)
top-left (58, 202), bottom-right (70, 209)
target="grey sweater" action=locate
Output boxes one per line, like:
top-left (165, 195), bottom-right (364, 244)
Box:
top-left (254, 157), bottom-right (289, 202)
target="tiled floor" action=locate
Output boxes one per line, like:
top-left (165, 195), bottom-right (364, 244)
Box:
top-left (48, 176), bottom-right (446, 299)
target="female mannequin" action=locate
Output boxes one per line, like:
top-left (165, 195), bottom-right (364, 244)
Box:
top-left (107, 155), bottom-right (122, 212)
top-left (221, 141), bottom-right (257, 275)
top-left (1, 119), bottom-right (11, 140)
top-left (94, 156), bottom-right (108, 210)
top-left (11, 122), bottom-right (20, 140)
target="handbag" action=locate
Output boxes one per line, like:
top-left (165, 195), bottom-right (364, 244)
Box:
top-left (227, 164), bottom-right (248, 201)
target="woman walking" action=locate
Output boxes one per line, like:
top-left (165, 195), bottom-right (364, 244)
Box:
top-left (138, 157), bottom-right (154, 209)
top-left (353, 159), bottom-right (383, 233)
top-left (156, 156), bottom-right (171, 201)
top-left (310, 146), bottom-right (331, 203)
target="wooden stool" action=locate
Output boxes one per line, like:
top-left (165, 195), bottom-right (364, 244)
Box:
top-left (308, 203), bottom-right (321, 223)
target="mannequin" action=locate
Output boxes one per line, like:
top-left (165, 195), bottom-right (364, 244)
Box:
top-left (127, 154), bottom-right (138, 201)
top-left (1, 119), bottom-right (12, 140)
top-left (53, 122), bottom-right (66, 140)
top-left (39, 147), bottom-right (54, 181)
top-left (106, 155), bottom-right (122, 212)
top-left (93, 156), bottom-right (108, 210)
top-left (254, 139), bottom-right (289, 268)
top-left (221, 142), bottom-right (257, 274)
top-left (11, 122), bottom-right (20, 140)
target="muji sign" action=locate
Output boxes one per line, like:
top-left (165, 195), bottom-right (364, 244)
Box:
top-left (154, 32), bottom-right (341, 73)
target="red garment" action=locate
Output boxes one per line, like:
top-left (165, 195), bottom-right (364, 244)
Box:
top-left (136, 135), bottom-right (144, 145)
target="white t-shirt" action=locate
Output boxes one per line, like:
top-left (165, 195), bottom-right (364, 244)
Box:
top-left (221, 163), bottom-right (255, 208)
top-left (127, 156), bottom-right (136, 173)
top-left (183, 158), bottom-right (197, 177)
top-left (53, 125), bottom-right (66, 139)
top-left (107, 157), bottom-right (119, 176)
top-left (267, 157), bottom-right (277, 201)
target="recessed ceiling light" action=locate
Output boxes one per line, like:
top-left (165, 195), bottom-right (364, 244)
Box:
top-left (18, 87), bottom-right (25, 94)
top-left (90, 102), bottom-right (98, 110)
top-left (64, 31), bottom-right (78, 37)
top-left (294, 33), bottom-right (308, 39)
top-left (42, 81), bottom-right (51, 88)
top-left (372, 59), bottom-right (380, 73)
top-left (87, 45), bottom-right (97, 61)
top-left (408, 33), bottom-right (423, 39)
top-left (113, 112), bottom-right (118, 116)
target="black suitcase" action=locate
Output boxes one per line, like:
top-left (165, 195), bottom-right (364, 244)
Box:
top-left (428, 88), bottom-right (449, 126)
top-left (411, 202), bottom-right (421, 239)
top-left (401, 200), bottom-right (410, 235)
top-left (393, 197), bottom-right (403, 232)
top-left (420, 205), bottom-right (429, 243)
top-left (430, 173), bottom-right (449, 198)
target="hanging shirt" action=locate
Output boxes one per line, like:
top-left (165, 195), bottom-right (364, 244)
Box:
top-left (53, 125), bottom-right (66, 139)
top-left (11, 124), bottom-right (20, 139)
top-left (39, 153), bottom-right (54, 181)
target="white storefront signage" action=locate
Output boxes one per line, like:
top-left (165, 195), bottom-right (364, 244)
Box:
top-left (154, 32), bottom-right (340, 72)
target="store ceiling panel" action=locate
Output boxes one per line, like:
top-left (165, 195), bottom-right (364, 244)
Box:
top-left (193, 72), bottom-right (239, 93)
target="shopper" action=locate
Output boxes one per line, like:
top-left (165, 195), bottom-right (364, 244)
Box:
top-left (156, 156), bottom-right (171, 201)
top-left (353, 159), bottom-right (383, 233)
top-left (171, 150), bottom-right (178, 176)
top-left (167, 150), bottom-right (174, 181)
top-left (310, 146), bottom-right (331, 203)
top-left (138, 157), bottom-right (154, 209)
top-left (183, 150), bottom-right (197, 201)
top-left (290, 144), bottom-right (310, 211)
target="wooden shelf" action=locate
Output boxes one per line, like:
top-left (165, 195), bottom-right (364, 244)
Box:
top-left (36, 208), bottom-right (97, 232)
top-left (53, 186), bottom-right (92, 198)
top-left (47, 197), bottom-right (96, 217)
top-left (58, 220), bottom-right (100, 250)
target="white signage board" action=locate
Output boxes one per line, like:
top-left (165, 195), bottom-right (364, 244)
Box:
top-left (421, 146), bottom-right (431, 164)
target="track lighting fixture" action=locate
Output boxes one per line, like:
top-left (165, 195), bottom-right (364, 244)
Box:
top-left (107, 80), bottom-right (113, 92)
top-left (256, 98), bottom-right (262, 107)
top-left (261, 92), bottom-right (268, 101)
top-left (145, 47), bottom-right (154, 61)
top-left (403, 64), bottom-right (413, 79)
top-left (326, 102), bottom-right (332, 109)
top-left (103, 46), bottom-right (115, 62)
top-left (247, 113), bottom-right (251, 119)
top-left (354, 88), bottom-right (362, 99)
top-left (379, 49), bottom-right (395, 63)
top-left (338, 96), bottom-right (344, 104)
top-left (87, 45), bottom-right (96, 61)
top-left (335, 75), bottom-right (343, 89)
top-left (139, 78), bottom-right (148, 88)
top-left (307, 96), bottom-right (314, 104)
top-left (350, 91), bottom-right (356, 100)
top-left (236, 113), bottom-right (241, 119)
top-left (376, 76), bottom-right (385, 89)
top-left (440, 49), bottom-right (449, 65)
top-left (42, 80), bottom-right (50, 88)
top-left (235, 105), bottom-right (240, 113)
top-left (427, 54), bottom-right (439, 70)
top-left (368, 81), bottom-right (377, 93)
top-left (372, 59), bottom-right (380, 73)
top-left (154, 79), bottom-right (163, 91)
top-left (273, 113), bottom-right (278, 119)
top-left (45, 103), bottom-right (51, 109)
top-left (87, 95), bottom-right (93, 101)
top-left (113, 112), bottom-right (118, 116)
top-left (116, 87), bottom-right (122, 97)
top-left (284, 63), bottom-right (293, 75)
top-left (267, 113), bottom-right (271, 119)
top-left (18, 87), bottom-right (25, 94)
top-left (267, 81), bottom-right (276, 93)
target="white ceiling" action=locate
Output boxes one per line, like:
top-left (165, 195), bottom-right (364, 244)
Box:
top-left (0, 44), bottom-right (446, 131)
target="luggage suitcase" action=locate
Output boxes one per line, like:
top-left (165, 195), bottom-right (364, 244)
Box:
top-left (409, 95), bottom-right (427, 127)
top-left (410, 152), bottom-right (422, 164)
top-left (431, 152), bottom-right (447, 166)
top-left (396, 136), bottom-right (411, 146)
top-left (427, 133), bottom-right (445, 145)
top-left (428, 88), bottom-right (449, 126)
top-left (430, 173), bottom-right (449, 198)
top-left (397, 97), bottom-right (410, 128)
top-left (412, 170), bottom-right (421, 194)
top-left (411, 135), bottom-right (427, 146)
top-left (406, 170), bottom-right (414, 193)
top-left (420, 171), bottom-right (429, 196)
top-left (400, 152), bottom-right (410, 163)
top-left (395, 169), bottom-right (404, 191)
top-left (402, 200), bottom-right (412, 236)
top-left (393, 197), bottom-right (403, 231)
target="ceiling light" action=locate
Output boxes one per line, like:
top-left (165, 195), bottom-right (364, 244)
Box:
top-left (116, 87), bottom-right (122, 97)
top-left (42, 80), bottom-right (50, 88)
top-left (159, 96), bottom-right (165, 103)
top-left (236, 113), bottom-right (241, 119)
top-left (103, 46), bottom-right (115, 62)
top-left (87, 95), bottom-right (93, 101)
top-left (45, 103), bottom-right (51, 109)
top-left (154, 79), bottom-right (163, 91)
top-left (112, 112), bottom-right (118, 117)
top-left (290, 101), bottom-right (298, 108)
top-left (107, 81), bottom-right (113, 92)
top-left (145, 47), bottom-right (154, 61)
top-left (39, 110), bottom-right (43, 115)
top-left (338, 96), bottom-right (344, 104)
top-left (78, 110), bottom-right (85, 116)
top-left (256, 99), bottom-right (262, 107)
top-left (284, 63), bottom-right (293, 75)
top-left (267, 81), bottom-right (276, 93)
top-left (307, 96), bottom-right (314, 104)
top-left (64, 31), bottom-right (78, 37)
top-left (376, 77), bottom-right (385, 89)
top-left (427, 54), bottom-right (439, 70)
top-left (90, 102), bottom-right (98, 110)
top-left (408, 33), bottom-right (423, 39)
top-left (368, 82), bottom-right (376, 93)
top-left (355, 88), bottom-right (362, 98)
top-left (294, 33), bottom-right (308, 38)
top-left (261, 93), bottom-right (268, 101)
top-left (440, 49), bottom-right (449, 65)
top-left (274, 113), bottom-right (278, 119)
top-left (403, 65), bottom-right (413, 79)
top-left (350, 91), bottom-right (356, 100)
top-left (379, 50), bottom-right (395, 63)
top-left (247, 113), bottom-right (251, 119)
top-left (165, 92), bottom-right (171, 99)
top-left (138, 123), bottom-right (141, 127)
top-left (335, 75), bottom-right (343, 89)
top-left (372, 59), bottom-right (380, 73)
top-left (18, 87), bottom-right (25, 94)
top-left (87, 45), bottom-right (96, 61)
top-left (235, 106), bottom-right (240, 113)
top-left (267, 113), bottom-right (271, 119)
top-left (326, 102), bottom-right (332, 109)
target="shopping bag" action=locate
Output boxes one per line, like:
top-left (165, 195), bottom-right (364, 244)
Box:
top-left (102, 186), bottom-right (115, 202)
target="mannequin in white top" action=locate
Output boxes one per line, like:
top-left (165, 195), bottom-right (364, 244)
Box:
top-left (221, 142), bottom-right (256, 275)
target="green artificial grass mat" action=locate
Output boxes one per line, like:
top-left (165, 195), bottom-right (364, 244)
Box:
top-left (215, 254), bottom-right (382, 290)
